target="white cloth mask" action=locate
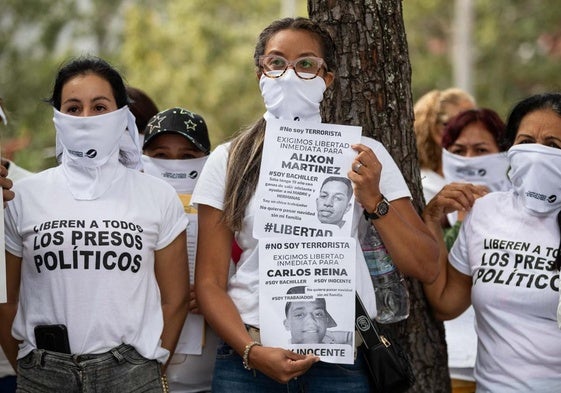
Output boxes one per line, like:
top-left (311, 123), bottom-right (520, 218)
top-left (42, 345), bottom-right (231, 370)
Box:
top-left (54, 106), bottom-right (142, 170)
top-left (442, 149), bottom-right (511, 192)
top-left (508, 143), bottom-right (561, 213)
top-left (53, 106), bottom-right (142, 200)
top-left (259, 69), bottom-right (326, 123)
top-left (141, 155), bottom-right (208, 194)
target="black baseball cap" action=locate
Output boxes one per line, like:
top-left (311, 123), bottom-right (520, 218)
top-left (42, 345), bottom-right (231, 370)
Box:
top-left (143, 107), bottom-right (210, 154)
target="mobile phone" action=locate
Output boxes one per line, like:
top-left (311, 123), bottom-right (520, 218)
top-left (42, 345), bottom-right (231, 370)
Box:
top-left (34, 324), bottom-right (71, 354)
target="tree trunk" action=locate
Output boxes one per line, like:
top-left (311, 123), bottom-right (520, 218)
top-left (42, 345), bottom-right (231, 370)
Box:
top-left (308, 1), bottom-right (450, 392)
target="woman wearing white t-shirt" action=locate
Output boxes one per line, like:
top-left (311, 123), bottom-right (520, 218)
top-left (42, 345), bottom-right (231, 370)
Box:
top-left (191, 17), bottom-right (439, 392)
top-left (423, 92), bottom-right (561, 392)
top-left (423, 108), bottom-right (508, 393)
top-left (0, 56), bottom-right (189, 392)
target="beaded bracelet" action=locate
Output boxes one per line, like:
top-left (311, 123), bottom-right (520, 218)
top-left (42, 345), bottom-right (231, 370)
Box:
top-left (242, 341), bottom-right (262, 370)
top-left (161, 374), bottom-right (169, 393)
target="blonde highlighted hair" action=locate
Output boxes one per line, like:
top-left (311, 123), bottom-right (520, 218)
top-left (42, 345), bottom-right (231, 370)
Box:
top-left (414, 88), bottom-right (475, 171)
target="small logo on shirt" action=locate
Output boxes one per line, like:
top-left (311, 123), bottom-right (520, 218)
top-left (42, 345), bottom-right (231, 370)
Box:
top-left (68, 149), bottom-right (83, 157)
top-left (68, 149), bottom-right (97, 158)
top-left (163, 172), bottom-right (187, 179)
top-left (456, 167), bottom-right (486, 177)
top-left (526, 191), bottom-right (557, 203)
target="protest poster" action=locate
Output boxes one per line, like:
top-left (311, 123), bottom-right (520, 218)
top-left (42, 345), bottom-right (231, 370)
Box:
top-left (176, 192), bottom-right (205, 354)
top-left (253, 119), bottom-right (362, 239)
top-left (258, 237), bottom-right (356, 364)
top-left (253, 119), bottom-right (362, 364)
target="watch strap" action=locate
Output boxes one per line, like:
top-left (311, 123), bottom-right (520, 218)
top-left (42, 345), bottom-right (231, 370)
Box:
top-left (363, 195), bottom-right (389, 221)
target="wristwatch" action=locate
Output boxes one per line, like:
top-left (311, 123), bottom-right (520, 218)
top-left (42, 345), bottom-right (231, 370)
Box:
top-left (363, 195), bottom-right (390, 221)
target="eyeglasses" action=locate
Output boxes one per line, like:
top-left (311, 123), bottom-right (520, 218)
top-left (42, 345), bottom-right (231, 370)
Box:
top-left (259, 55), bottom-right (326, 80)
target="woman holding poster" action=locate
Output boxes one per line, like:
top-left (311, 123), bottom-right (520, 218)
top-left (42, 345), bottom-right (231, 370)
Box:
top-left (192, 17), bottom-right (439, 392)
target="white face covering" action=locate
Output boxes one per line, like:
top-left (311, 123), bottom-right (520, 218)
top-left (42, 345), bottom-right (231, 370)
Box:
top-left (259, 69), bottom-right (326, 123)
top-left (54, 106), bottom-right (142, 200)
top-left (141, 155), bottom-right (208, 194)
top-left (55, 108), bottom-right (125, 168)
top-left (54, 106), bottom-right (142, 170)
top-left (508, 143), bottom-right (561, 213)
top-left (442, 148), bottom-right (511, 192)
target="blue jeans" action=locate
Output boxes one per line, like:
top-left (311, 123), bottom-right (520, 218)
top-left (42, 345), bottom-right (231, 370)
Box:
top-left (16, 344), bottom-right (164, 393)
top-left (211, 341), bottom-right (371, 393)
top-left (0, 375), bottom-right (17, 392)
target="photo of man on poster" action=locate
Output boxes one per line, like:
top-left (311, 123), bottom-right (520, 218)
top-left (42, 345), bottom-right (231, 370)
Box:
top-left (315, 176), bottom-right (353, 228)
top-left (283, 286), bottom-right (353, 345)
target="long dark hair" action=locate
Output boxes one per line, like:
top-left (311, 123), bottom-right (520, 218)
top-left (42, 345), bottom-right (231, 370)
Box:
top-left (504, 92), bottom-right (561, 149)
top-left (48, 56), bottom-right (129, 110)
top-left (223, 17), bottom-right (336, 231)
top-left (126, 86), bottom-right (159, 133)
top-left (252, 17), bottom-right (336, 74)
top-left (48, 56), bottom-right (133, 165)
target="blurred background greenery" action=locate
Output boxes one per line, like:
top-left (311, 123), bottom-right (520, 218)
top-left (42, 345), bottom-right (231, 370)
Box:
top-left (1, 0), bottom-right (561, 171)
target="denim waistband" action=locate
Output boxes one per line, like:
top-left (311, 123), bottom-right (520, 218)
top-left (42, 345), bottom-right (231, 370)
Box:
top-left (28, 343), bottom-right (135, 366)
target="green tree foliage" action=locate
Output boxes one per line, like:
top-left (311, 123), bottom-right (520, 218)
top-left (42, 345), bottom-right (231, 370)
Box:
top-left (1, 0), bottom-right (78, 170)
top-left (0, 0), bottom-right (130, 170)
top-left (119, 0), bottom-right (307, 147)
top-left (3, 0), bottom-right (561, 170)
top-left (404, 0), bottom-right (561, 119)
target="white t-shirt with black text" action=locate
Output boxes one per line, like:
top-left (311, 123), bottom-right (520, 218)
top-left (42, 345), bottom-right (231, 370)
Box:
top-left (4, 165), bottom-right (188, 363)
top-left (450, 191), bottom-right (561, 392)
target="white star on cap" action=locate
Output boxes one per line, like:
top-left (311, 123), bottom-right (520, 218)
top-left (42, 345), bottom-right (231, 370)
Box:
top-left (184, 119), bottom-right (198, 132)
top-left (177, 108), bottom-right (194, 116)
top-left (146, 113), bottom-right (167, 134)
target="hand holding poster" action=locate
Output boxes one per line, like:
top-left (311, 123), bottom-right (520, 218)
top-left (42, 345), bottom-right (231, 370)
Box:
top-left (258, 238), bottom-right (356, 364)
top-left (254, 119), bottom-right (362, 364)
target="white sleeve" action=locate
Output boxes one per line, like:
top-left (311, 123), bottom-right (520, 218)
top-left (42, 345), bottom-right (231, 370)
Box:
top-left (4, 188), bottom-right (23, 257)
top-left (191, 143), bottom-right (230, 211)
top-left (155, 182), bottom-right (190, 250)
top-left (361, 136), bottom-right (411, 201)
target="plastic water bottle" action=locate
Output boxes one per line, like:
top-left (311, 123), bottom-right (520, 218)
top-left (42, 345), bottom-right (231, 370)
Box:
top-left (360, 224), bottom-right (410, 323)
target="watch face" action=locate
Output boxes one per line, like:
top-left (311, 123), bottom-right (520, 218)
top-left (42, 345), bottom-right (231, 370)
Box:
top-left (377, 200), bottom-right (389, 216)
